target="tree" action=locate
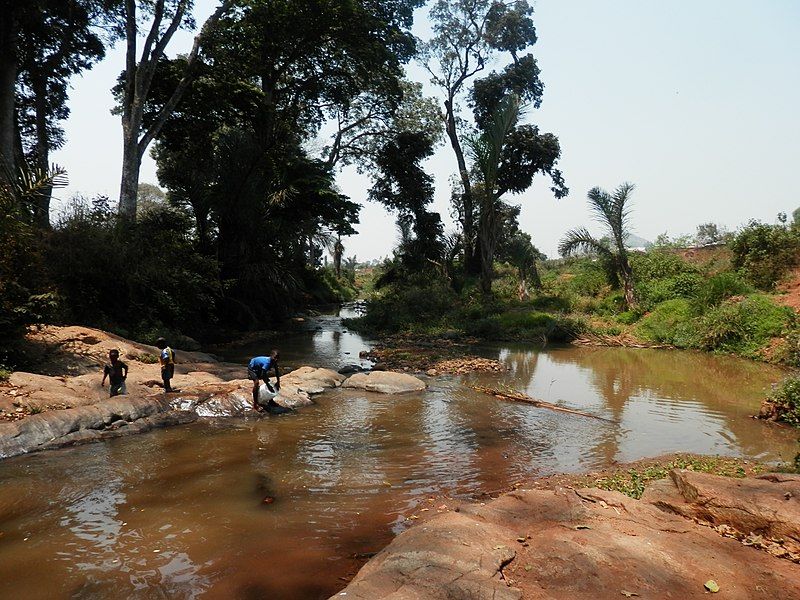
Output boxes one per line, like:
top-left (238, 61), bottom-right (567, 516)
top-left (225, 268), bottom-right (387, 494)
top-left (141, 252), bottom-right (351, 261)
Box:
top-left (695, 222), bottom-right (726, 247)
top-left (136, 182), bottom-right (166, 215)
top-left (0, 160), bottom-right (67, 338)
top-left (559, 183), bottom-right (637, 307)
top-left (495, 206), bottom-right (544, 297)
top-left (423, 0), bottom-right (542, 274)
top-left (370, 130), bottom-right (444, 272)
top-left (466, 94), bottom-right (565, 293)
top-left (117, 0), bottom-right (233, 218)
top-left (14, 0), bottom-right (106, 226)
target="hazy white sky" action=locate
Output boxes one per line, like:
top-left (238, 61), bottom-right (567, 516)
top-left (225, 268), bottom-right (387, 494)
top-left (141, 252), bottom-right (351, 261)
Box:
top-left (52, 0), bottom-right (800, 259)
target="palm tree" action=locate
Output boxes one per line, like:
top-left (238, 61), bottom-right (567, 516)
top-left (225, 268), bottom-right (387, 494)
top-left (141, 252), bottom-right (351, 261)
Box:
top-left (559, 183), bottom-right (637, 307)
top-left (467, 94), bottom-right (521, 293)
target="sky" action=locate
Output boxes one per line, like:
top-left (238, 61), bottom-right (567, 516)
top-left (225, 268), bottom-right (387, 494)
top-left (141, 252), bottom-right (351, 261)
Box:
top-left (51, 0), bottom-right (800, 259)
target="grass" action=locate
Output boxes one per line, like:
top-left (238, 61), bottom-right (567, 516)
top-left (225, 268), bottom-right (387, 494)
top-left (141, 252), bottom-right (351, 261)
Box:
top-left (589, 455), bottom-right (756, 499)
top-left (135, 352), bottom-right (159, 364)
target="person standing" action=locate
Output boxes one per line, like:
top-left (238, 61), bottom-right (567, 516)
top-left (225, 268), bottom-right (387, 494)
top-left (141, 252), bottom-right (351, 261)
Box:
top-left (156, 337), bottom-right (176, 392)
top-left (247, 350), bottom-right (281, 411)
top-left (101, 349), bottom-right (128, 397)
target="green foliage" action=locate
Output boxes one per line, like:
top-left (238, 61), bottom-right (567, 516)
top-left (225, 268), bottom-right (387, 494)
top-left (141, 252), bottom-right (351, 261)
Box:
top-left (46, 196), bottom-right (221, 338)
top-left (135, 353), bottom-right (159, 364)
top-left (348, 274), bottom-right (459, 333)
top-left (766, 377), bottom-right (800, 426)
top-left (591, 456), bottom-right (749, 499)
top-left (636, 299), bottom-right (698, 347)
top-left (693, 272), bottom-right (753, 309)
top-left (697, 294), bottom-right (792, 356)
top-left (731, 220), bottom-right (800, 289)
top-left (636, 273), bottom-right (702, 310)
top-left (0, 365), bottom-right (11, 382)
top-left (631, 250), bottom-right (697, 281)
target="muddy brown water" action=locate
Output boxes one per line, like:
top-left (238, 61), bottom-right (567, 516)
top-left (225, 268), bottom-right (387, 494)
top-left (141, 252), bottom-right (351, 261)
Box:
top-left (1, 306), bottom-right (798, 599)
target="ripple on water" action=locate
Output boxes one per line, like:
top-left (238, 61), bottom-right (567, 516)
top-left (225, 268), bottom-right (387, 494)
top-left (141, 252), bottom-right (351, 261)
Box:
top-left (0, 334), bottom-right (796, 599)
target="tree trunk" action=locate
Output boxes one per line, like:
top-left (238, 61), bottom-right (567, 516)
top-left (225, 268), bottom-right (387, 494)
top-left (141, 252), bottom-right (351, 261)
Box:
top-left (118, 126), bottom-right (140, 219)
top-left (478, 197), bottom-right (496, 294)
top-left (0, 14), bottom-right (17, 180)
top-left (619, 257), bottom-right (636, 307)
top-left (444, 97), bottom-right (477, 275)
top-left (31, 73), bottom-right (52, 227)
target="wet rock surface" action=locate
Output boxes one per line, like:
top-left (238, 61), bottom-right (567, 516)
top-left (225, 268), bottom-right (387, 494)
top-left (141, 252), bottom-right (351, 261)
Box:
top-left (0, 325), bottom-right (418, 457)
top-left (334, 472), bottom-right (800, 599)
top-left (342, 371), bottom-right (426, 394)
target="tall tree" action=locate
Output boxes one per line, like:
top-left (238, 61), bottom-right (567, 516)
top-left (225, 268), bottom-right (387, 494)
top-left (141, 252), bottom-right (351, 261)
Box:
top-left (466, 93), bottom-right (565, 293)
top-left (117, 0), bottom-right (233, 218)
top-left (370, 131), bottom-right (444, 271)
top-left (423, 0), bottom-right (540, 274)
top-left (559, 183), bottom-right (638, 307)
top-left (15, 0), bottom-right (106, 226)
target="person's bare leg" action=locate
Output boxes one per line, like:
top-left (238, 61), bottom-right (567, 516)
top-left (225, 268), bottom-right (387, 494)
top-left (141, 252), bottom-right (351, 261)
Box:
top-left (252, 379), bottom-right (261, 410)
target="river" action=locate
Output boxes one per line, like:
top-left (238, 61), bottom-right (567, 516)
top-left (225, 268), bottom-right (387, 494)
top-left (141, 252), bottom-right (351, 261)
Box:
top-left (0, 305), bottom-right (797, 599)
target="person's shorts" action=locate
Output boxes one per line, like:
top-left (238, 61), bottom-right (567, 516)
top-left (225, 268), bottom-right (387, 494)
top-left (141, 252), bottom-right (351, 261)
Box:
top-left (110, 381), bottom-right (126, 397)
top-left (162, 364), bottom-right (175, 380)
top-left (248, 367), bottom-right (263, 381)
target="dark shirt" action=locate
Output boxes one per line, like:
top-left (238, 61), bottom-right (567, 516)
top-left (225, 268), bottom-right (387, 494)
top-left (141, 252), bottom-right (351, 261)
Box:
top-left (103, 361), bottom-right (127, 384)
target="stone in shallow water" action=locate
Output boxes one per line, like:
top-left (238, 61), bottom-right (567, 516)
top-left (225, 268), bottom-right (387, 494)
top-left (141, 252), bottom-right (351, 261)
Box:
top-left (342, 371), bottom-right (426, 394)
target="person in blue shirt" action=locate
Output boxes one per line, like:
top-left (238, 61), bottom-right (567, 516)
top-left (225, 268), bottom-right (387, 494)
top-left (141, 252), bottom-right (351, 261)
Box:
top-left (248, 350), bottom-right (281, 411)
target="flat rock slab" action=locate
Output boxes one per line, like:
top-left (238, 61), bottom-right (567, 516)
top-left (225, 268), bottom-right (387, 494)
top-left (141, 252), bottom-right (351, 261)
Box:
top-left (334, 479), bottom-right (800, 599)
top-left (342, 371), bottom-right (426, 394)
top-left (642, 469), bottom-right (800, 552)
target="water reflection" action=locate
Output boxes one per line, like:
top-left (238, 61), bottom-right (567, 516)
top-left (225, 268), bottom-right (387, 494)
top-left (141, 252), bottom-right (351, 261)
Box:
top-left (1, 336), bottom-right (798, 599)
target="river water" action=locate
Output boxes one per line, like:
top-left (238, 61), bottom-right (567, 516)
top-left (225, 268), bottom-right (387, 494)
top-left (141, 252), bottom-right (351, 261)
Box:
top-left (1, 306), bottom-right (797, 599)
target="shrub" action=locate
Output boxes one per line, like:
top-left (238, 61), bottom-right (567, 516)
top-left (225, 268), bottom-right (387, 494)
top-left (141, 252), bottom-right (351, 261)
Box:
top-left (631, 250), bottom-right (697, 282)
top-left (698, 294), bottom-right (793, 355)
top-left (636, 272), bottom-right (702, 310)
top-left (693, 272), bottom-right (753, 309)
top-left (0, 365), bottom-right (11, 382)
top-left (348, 275), bottom-right (458, 333)
top-left (636, 299), bottom-right (697, 347)
top-left (730, 221), bottom-right (800, 289)
top-left (765, 377), bottom-right (800, 426)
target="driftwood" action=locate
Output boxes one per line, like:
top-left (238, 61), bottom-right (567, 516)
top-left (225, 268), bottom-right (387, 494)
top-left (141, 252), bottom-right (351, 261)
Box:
top-left (573, 332), bottom-right (673, 350)
top-left (472, 386), bottom-right (616, 423)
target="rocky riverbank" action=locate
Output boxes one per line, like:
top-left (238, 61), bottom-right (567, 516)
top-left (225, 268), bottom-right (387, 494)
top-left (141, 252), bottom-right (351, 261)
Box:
top-left (333, 466), bottom-right (800, 599)
top-left (0, 325), bottom-right (427, 459)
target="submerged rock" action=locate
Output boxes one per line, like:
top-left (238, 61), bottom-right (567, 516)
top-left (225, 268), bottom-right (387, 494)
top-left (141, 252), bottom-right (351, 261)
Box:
top-left (342, 371), bottom-right (426, 394)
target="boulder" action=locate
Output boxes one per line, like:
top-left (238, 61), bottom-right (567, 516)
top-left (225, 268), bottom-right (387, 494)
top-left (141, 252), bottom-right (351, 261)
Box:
top-left (282, 366), bottom-right (346, 390)
top-left (342, 371), bottom-right (426, 394)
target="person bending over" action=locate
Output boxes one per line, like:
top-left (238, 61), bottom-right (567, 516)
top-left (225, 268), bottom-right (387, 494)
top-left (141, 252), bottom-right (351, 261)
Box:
top-left (247, 350), bottom-right (281, 411)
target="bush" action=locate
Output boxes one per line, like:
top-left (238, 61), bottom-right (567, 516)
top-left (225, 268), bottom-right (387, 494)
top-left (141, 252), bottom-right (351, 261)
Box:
top-left (693, 272), bottom-right (753, 309)
top-left (636, 272), bottom-right (702, 310)
top-left (46, 198), bottom-right (221, 338)
top-left (348, 275), bottom-right (458, 333)
top-left (765, 377), bottom-right (800, 426)
top-left (636, 299), bottom-right (698, 347)
top-left (631, 250), bottom-right (697, 281)
top-left (698, 294), bottom-right (793, 355)
top-left (731, 221), bottom-right (800, 289)
top-left (488, 310), bottom-right (583, 342)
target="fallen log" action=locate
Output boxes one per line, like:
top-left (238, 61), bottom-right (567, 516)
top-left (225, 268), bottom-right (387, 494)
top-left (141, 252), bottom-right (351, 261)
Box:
top-left (472, 386), bottom-right (616, 423)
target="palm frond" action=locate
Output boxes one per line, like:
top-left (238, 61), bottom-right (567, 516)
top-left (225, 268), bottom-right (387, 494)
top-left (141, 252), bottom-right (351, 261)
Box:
top-left (610, 181), bottom-right (635, 241)
top-left (558, 227), bottom-right (613, 258)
